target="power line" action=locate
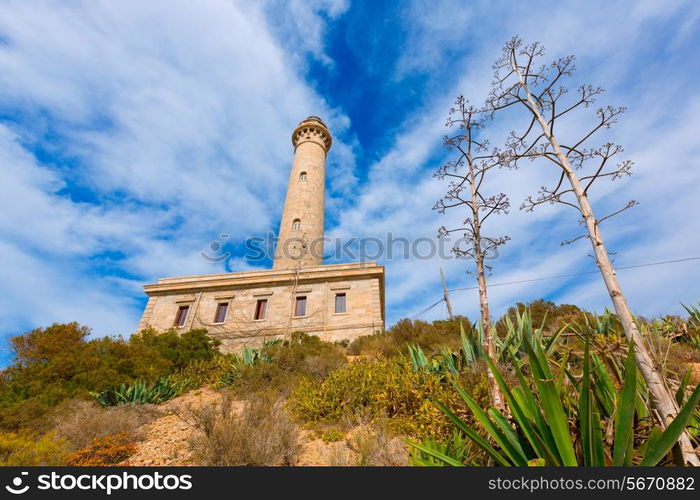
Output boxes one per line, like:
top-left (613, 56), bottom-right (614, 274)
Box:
top-left (447, 256), bottom-right (700, 293)
top-left (409, 298), bottom-right (445, 319)
top-left (408, 256), bottom-right (700, 320)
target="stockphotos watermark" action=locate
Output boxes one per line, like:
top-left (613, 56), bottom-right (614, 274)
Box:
top-left (4, 470), bottom-right (192, 495)
top-left (201, 232), bottom-right (502, 264)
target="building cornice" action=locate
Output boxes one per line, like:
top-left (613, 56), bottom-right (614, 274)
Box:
top-left (143, 262), bottom-right (384, 296)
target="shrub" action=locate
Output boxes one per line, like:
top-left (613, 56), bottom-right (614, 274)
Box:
top-left (348, 317), bottom-right (471, 358)
top-left (188, 392), bottom-right (301, 466)
top-left (321, 428), bottom-right (345, 443)
top-left (496, 299), bottom-right (588, 336)
top-left (221, 333), bottom-right (347, 396)
top-left (129, 328), bottom-right (221, 372)
top-left (175, 354), bottom-right (241, 387)
top-left (289, 358), bottom-right (489, 440)
top-left (65, 431), bottom-right (137, 466)
top-left (0, 431), bottom-right (68, 466)
top-left (51, 399), bottom-right (156, 452)
top-left (0, 323), bottom-right (219, 429)
top-left (348, 422), bottom-right (409, 466)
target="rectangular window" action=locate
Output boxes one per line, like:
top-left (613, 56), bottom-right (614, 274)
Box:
top-left (294, 296), bottom-right (307, 317)
top-left (254, 299), bottom-right (268, 320)
top-left (214, 302), bottom-right (228, 323)
top-left (174, 305), bottom-right (189, 327)
top-left (335, 293), bottom-right (346, 314)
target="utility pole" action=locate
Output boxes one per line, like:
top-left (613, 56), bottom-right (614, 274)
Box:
top-left (440, 268), bottom-right (454, 320)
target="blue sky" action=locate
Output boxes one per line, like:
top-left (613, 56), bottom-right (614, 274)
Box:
top-left (1, 0), bottom-right (700, 366)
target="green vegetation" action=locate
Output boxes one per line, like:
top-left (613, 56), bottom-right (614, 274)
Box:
top-left (0, 299), bottom-right (697, 466)
top-left (92, 375), bottom-right (191, 406)
top-left (218, 332), bottom-right (347, 396)
top-left (0, 431), bottom-right (68, 466)
top-left (406, 303), bottom-right (700, 466)
top-left (0, 323), bottom-right (219, 429)
top-left (289, 357), bottom-right (489, 440)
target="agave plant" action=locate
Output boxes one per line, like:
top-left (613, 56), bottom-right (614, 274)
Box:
top-left (494, 310), bottom-right (564, 364)
top-left (410, 430), bottom-right (475, 466)
top-left (681, 302), bottom-right (700, 350)
top-left (92, 375), bottom-right (191, 406)
top-left (409, 333), bottom-right (700, 466)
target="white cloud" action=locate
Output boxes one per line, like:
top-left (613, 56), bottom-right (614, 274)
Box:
top-left (334, 0), bottom-right (700, 324)
top-left (0, 0), bottom-right (351, 340)
top-left (1, 0), bottom-right (699, 357)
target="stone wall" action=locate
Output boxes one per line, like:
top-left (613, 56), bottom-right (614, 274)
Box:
top-left (138, 263), bottom-right (385, 351)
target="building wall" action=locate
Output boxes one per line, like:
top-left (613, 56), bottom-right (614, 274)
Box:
top-left (139, 274), bottom-right (384, 352)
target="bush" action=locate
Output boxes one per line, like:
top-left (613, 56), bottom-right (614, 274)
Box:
top-left (174, 354), bottom-right (241, 387)
top-left (65, 431), bottom-right (137, 466)
top-left (496, 299), bottom-right (588, 336)
top-left (222, 333), bottom-right (347, 396)
top-left (0, 431), bottom-right (68, 466)
top-left (129, 328), bottom-right (221, 372)
top-left (0, 323), bottom-right (219, 429)
top-left (51, 399), bottom-right (156, 452)
top-left (348, 317), bottom-right (470, 358)
top-left (289, 358), bottom-right (490, 440)
top-left (188, 392), bottom-right (301, 466)
top-left (347, 422), bottom-right (409, 466)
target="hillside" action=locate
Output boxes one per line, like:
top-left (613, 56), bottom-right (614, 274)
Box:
top-left (1, 299), bottom-right (699, 466)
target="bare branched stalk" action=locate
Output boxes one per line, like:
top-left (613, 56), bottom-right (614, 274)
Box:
top-left (434, 97), bottom-right (510, 410)
top-left (487, 36), bottom-right (698, 465)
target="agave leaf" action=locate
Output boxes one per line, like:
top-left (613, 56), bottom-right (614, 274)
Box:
top-left (590, 354), bottom-right (616, 417)
top-left (452, 384), bottom-right (528, 466)
top-left (592, 404), bottom-right (606, 465)
top-left (432, 399), bottom-right (511, 466)
top-left (579, 334), bottom-right (594, 466)
top-left (675, 370), bottom-right (690, 406)
top-left (640, 383), bottom-right (700, 466)
top-left (484, 355), bottom-right (561, 465)
top-left (522, 335), bottom-right (578, 466)
top-left (613, 343), bottom-right (637, 466)
top-left (489, 408), bottom-right (527, 460)
top-left (405, 439), bottom-right (465, 466)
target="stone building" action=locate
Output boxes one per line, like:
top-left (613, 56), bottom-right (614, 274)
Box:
top-left (136, 117), bottom-right (385, 351)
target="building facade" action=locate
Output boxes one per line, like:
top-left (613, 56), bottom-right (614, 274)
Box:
top-left (136, 117), bottom-right (385, 350)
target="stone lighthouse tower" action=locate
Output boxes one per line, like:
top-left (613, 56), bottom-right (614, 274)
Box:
top-left (273, 116), bottom-right (332, 270)
top-left (137, 115), bottom-right (384, 351)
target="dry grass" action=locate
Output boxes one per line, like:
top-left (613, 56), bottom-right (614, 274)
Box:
top-left (51, 399), bottom-right (157, 452)
top-left (187, 391), bottom-right (301, 466)
top-left (326, 421), bottom-right (408, 466)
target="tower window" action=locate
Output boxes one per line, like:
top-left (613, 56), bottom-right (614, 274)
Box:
top-left (214, 302), bottom-right (228, 324)
top-left (292, 219), bottom-right (301, 231)
top-left (299, 171), bottom-right (307, 181)
top-left (335, 293), bottom-right (346, 314)
top-left (174, 305), bottom-right (189, 327)
top-left (294, 296), bottom-right (307, 317)
top-left (254, 299), bottom-right (268, 320)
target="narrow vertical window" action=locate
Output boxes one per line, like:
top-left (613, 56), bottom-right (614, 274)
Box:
top-left (335, 293), bottom-right (346, 314)
top-left (214, 302), bottom-right (228, 323)
top-left (174, 305), bottom-right (189, 327)
top-left (299, 171), bottom-right (307, 181)
top-left (294, 296), bottom-right (307, 317)
top-left (292, 219), bottom-right (301, 231)
top-left (254, 299), bottom-right (268, 320)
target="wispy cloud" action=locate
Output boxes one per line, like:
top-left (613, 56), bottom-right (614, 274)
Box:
top-left (0, 0), bottom-right (351, 356)
top-left (1, 0), bottom-right (699, 367)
